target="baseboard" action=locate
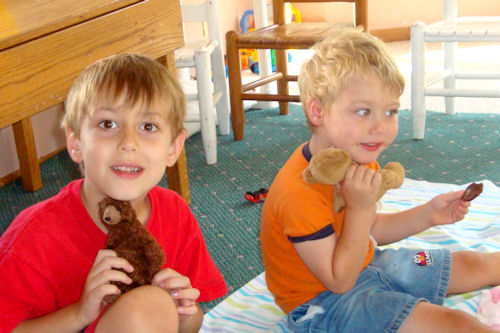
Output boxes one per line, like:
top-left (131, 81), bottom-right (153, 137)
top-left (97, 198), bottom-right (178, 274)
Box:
top-left (0, 146), bottom-right (67, 188)
top-left (370, 26), bottom-right (411, 42)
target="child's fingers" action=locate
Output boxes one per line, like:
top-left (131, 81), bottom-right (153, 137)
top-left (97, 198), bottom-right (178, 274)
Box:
top-left (90, 283), bottom-right (122, 302)
top-left (156, 275), bottom-right (192, 291)
top-left (151, 267), bottom-right (180, 284)
top-left (177, 304), bottom-right (199, 316)
top-left (87, 269), bottom-right (132, 291)
top-left (171, 287), bottom-right (200, 303)
top-left (90, 253), bottom-right (134, 279)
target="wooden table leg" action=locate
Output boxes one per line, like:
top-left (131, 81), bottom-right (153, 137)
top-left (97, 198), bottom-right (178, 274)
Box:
top-left (157, 53), bottom-right (191, 204)
top-left (12, 118), bottom-right (43, 191)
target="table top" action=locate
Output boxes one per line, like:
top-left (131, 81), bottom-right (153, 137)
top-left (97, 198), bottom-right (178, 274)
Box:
top-left (0, 0), bottom-right (142, 49)
top-left (0, 0), bottom-right (183, 129)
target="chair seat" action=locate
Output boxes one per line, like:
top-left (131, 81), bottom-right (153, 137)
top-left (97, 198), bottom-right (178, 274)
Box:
top-left (425, 17), bottom-right (500, 42)
top-left (236, 22), bottom-right (343, 49)
top-left (175, 39), bottom-right (210, 64)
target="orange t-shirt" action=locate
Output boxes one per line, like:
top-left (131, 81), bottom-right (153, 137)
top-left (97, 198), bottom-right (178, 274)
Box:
top-left (260, 143), bottom-right (379, 314)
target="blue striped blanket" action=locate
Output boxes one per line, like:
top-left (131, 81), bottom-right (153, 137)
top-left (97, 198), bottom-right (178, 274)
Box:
top-left (201, 179), bottom-right (500, 332)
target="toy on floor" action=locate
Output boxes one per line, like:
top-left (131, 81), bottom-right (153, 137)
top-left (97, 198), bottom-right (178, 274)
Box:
top-left (245, 188), bottom-right (268, 203)
top-left (303, 147), bottom-right (405, 213)
top-left (98, 197), bottom-right (166, 303)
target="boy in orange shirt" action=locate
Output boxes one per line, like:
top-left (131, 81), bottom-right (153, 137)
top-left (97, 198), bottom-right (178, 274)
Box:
top-left (260, 28), bottom-right (500, 332)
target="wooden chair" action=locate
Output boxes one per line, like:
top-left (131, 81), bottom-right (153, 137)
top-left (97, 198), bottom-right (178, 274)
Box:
top-left (175, 0), bottom-right (230, 164)
top-left (226, 0), bottom-right (368, 141)
top-left (411, 0), bottom-right (500, 139)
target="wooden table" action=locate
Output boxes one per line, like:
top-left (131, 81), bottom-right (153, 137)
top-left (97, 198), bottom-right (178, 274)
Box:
top-left (0, 0), bottom-right (190, 202)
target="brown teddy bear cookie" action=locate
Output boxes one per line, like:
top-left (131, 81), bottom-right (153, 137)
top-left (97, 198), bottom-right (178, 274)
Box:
top-left (98, 197), bottom-right (166, 303)
top-left (461, 182), bottom-right (483, 201)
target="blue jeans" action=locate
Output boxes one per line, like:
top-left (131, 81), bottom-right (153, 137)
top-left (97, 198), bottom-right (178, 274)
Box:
top-left (287, 247), bottom-right (451, 333)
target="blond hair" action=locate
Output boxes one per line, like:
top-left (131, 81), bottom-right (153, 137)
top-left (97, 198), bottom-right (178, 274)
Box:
top-left (298, 27), bottom-right (405, 129)
top-left (62, 54), bottom-right (186, 140)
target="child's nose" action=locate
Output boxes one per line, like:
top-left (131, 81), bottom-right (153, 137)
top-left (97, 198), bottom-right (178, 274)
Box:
top-left (370, 115), bottom-right (386, 133)
top-left (119, 127), bottom-right (138, 152)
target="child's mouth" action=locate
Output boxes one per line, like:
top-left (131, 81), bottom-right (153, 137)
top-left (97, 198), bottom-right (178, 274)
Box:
top-left (111, 165), bottom-right (143, 178)
top-left (361, 142), bottom-right (381, 152)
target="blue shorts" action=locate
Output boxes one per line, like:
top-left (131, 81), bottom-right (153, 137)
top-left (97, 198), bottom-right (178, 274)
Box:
top-left (287, 247), bottom-right (451, 333)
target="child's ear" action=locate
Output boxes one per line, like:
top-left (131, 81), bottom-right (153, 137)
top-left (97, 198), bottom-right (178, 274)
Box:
top-left (65, 128), bottom-right (83, 163)
top-left (166, 129), bottom-right (187, 167)
top-left (306, 99), bottom-right (325, 126)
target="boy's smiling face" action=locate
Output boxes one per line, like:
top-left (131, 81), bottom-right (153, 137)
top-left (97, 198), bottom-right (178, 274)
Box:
top-left (66, 93), bottom-right (185, 210)
top-left (312, 71), bottom-right (400, 164)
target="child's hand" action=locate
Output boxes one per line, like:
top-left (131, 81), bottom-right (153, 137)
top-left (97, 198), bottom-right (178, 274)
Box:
top-left (427, 190), bottom-right (470, 226)
top-left (340, 164), bottom-right (382, 212)
top-left (152, 268), bottom-right (201, 316)
top-left (75, 249), bottom-right (133, 326)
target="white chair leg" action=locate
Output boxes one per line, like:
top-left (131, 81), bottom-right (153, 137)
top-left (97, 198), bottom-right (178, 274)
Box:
top-left (195, 50), bottom-right (218, 164)
top-left (444, 41), bottom-right (457, 114)
top-left (411, 22), bottom-right (427, 140)
top-left (210, 45), bottom-right (231, 136)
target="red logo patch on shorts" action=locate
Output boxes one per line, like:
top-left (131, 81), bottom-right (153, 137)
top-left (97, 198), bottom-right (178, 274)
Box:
top-left (413, 250), bottom-right (434, 267)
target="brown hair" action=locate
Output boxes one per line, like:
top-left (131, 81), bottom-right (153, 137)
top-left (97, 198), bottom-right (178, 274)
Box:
top-left (62, 53), bottom-right (186, 140)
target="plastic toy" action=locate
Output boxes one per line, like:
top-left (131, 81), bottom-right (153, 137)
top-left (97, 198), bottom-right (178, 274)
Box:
top-left (245, 188), bottom-right (269, 203)
top-left (240, 4), bottom-right (301, 73)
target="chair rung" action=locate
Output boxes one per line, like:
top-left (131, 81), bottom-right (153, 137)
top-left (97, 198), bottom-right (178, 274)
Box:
top-left (241, 93), bottom-right (300, 102)
top-left (242, 73), bottom-right (283, 92)
top-left (213, 90), bottom-right (222, 105)
top-left (455, 72), bottom-right (500, 80)
top-left (425, 69), bottom-right (453, 87)
top-left (185, 93), bottom-right (198, 101)
top-left (425, 88), bottom-right (500, 98)
top-left (176, 60), bottom-right (196, 68)
top-left (425, 71), bottom-right (500, 87)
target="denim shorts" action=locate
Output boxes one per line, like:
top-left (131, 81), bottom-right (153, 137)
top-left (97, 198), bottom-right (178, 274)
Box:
top-left (287, 247), bottom-right (451, 333)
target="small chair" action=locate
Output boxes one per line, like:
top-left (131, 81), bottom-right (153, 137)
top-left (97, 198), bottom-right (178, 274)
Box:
top-left (176, 0), bottom-right (230, 164)
top-left (226, 0), bottom-right (368, 141)
top-left (411, 0), bottom-right (500, 139)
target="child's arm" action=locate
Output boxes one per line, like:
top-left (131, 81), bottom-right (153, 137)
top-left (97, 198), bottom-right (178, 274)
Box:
top-left (152, 267), bottom-right (203, 333)
top-left (13, 249), bottom-right (133, 332)
top-left (294, 165), bottom-right (381, 293)
top-left (371, 190), bottom-right (470, 245)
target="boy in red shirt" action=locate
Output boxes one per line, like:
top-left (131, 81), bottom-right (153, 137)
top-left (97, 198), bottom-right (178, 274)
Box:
top-left (0, 54), bottom-right (227, 333)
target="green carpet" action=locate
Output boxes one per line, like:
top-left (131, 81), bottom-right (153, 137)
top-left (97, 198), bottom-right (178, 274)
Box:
top-left (1, 105), bottom-right (499, 311)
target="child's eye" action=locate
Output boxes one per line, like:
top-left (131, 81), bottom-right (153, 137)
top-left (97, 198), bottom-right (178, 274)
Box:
top-left (141, 122), bottom-right (158, 132)
top-left (356, 109), bottom-right (370, 116)
top-left (98, 120), bottom-right (117, 129)
top-left (385, 109), bottom-right (398, 117)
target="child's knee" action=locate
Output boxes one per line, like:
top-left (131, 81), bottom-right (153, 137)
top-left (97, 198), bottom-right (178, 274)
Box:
top-left (402, 303), bottom-right (488, 333)
top-left (96, 285), bottom-right (178, 333)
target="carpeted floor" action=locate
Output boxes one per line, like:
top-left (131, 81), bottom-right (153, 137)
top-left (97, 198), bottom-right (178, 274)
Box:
top-left (0, 105), bottom-right (499, 311)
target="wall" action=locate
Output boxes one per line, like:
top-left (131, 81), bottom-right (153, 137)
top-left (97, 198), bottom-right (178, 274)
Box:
top-left (2, 0), bottom-right (500, 180)
top-left (295, 0), bottom-right (500, 30)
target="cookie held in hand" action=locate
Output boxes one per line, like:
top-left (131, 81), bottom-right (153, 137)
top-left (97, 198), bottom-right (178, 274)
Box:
top-left (461, 182), bottom-right (483, 201)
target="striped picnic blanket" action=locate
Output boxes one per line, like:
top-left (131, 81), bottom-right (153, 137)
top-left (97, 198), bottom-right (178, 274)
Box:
top-left (201, 179), bottom-right (500, 332)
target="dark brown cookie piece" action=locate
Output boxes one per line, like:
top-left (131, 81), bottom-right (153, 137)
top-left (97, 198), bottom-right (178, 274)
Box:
top-left (461, 182), bottom-right (483, 201)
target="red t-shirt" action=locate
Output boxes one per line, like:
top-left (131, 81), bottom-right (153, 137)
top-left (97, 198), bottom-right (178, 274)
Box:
top-left (0, 179), bottom-right (227, 332)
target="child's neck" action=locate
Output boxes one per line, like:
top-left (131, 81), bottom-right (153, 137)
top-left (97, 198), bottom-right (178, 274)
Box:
top-left (308, 134), bottom-right (332, 157)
